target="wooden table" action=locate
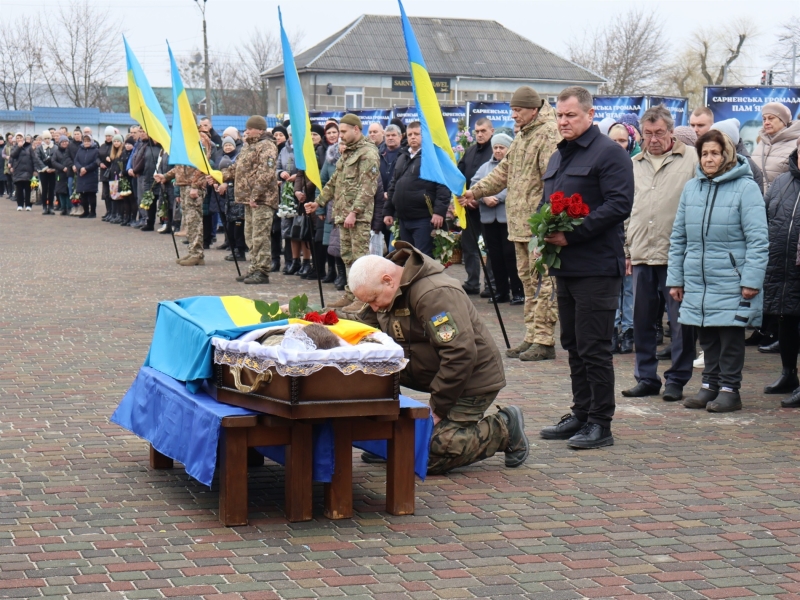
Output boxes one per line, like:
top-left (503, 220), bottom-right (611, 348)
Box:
top-left (149, 404), bottom-right (429, 525)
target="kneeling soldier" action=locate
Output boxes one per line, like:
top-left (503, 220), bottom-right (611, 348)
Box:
top-left (346, 241), bottom-right (529, 474)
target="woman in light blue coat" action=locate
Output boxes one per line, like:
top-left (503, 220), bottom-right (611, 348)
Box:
top-left (667, 129), bottom-right (768, 413)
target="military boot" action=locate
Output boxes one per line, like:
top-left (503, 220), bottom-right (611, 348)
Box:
top-left (178, 256), bottom-right (205, 266)
top-left (341, 300), bottom-right (366, 314)
top-left (506, 341), bottom-right (532, 359)
top-left (519, 343), bottom-right (556, 361)
top-left (499, 406), bottom-right (529, 468)
top-left (327, 293), bottom-right (354, 309)
top-left (243, 271), bottom-right (270, 284)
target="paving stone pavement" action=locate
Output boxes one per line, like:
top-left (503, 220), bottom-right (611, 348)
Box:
top-left (2, 199), bottom-right (800, 600)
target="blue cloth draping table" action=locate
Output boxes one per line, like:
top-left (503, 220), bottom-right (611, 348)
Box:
top-left (111, 366), bottom-right (433, 487)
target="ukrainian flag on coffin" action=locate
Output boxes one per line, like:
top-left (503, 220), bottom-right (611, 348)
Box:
top-left (123, 36), bottom-right (171, 153)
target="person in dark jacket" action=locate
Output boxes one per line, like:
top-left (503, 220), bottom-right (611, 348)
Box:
top-left (384, 122), bottom-right (449, 257)
top-left (73, 134), bottom-right (100, 218)
top-left (104, 135), bottom-right (126, 223)
top-left (10, 133), bottom-right (36, 210)
top-left (131, 133), bottom-right (161, 230)
top-left (35, 131), bottom-right (57, 214)
top-left (761, 148), bottom-right (800, 406)
top-left (50, 136), bottom-right (73, 215)
top-left (457, 118), bottom-right (496, 294)
top-left (538, 87), bottom-right (634, 449)
top-left (98, 127), bottom-right (115, 221)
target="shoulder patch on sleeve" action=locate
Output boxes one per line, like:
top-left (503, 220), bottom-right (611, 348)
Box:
top-left (429, 312), bottom-right (458, 343)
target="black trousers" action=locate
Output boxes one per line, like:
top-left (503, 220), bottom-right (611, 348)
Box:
top-left (632, 265), bottom-right (696, 387)
top-left (40, 171), bottom-right (56, 208)
top-left (483, 220), bottom-right (523, 297)
top-left (80, 191), bottom-right (97, 215)
top-left (776, 314), bottom-right (800, 370)
top-left (461, 210), bottom-right (494, 290)
top-left (227, 215), bottom-right (247, 252)
top-left (557, 276), bottom-right (621, 425)
top-left (697, 326), bottom-right (745, 391)
top-left (271, 209), bottom-right (282, 262)
top-left (203, 213), bottom-right (213, 246)
top-left (15, 181), bottom-right (31, 208)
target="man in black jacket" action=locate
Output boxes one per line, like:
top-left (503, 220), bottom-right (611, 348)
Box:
top-left (457, 118), bottom-right (495, 294)
top-left (538, 87), bottom-right (634, 449)
top-left (384, 122), bottom-right (450, 257)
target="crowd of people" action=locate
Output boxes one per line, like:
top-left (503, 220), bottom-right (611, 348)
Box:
top-left (2, 85), bottom-right (799, 452)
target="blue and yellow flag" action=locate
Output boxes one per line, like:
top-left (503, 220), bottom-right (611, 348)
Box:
top-left (398, 0), bottom-right (467, 228)
top-left (123, 36), bottom-right (171, 153)
top-left (279, 8), bottom-right (321, 189)
top-left (166, 43), bottom-right (222, 183)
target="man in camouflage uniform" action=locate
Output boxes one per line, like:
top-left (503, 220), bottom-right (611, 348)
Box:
top-left (156, 132), bottom-right (211, 266)
top-left (304, 113), bottom-right (380, 311)
top-left (218, 115), bottom-right (279, 284)
top-left (463, 86), bottom-right (561, 361)
top-left (347, 242), bottom-right (530, 475)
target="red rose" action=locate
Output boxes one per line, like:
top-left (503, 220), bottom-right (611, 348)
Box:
top-left (580, 202), bottom-right (590, 217)
top-left (322, 310), bottom-right (339, 325)
top-left (303, 311), bottom-right (324, 323)
top-left (550, 191), bottom-right (565, 203)
top-left (566, 202), bottom-right (583, 219)
top-left (551, 197), bottom-right (566, 215)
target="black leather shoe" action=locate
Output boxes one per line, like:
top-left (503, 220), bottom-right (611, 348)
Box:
top-left (619, 329), bottom-right (634, 354)
top-left (568, 423), bottom-right (614, 449)
top-left (765, 368), bottom-right (799, 394)
top-left (656, 343), bottom-right (672, 360)
top-left (286, 259), bottom-right (301, 275)
top-left (540, 413), bottom-right (585, 440)
top-left (509, 294), bottom-right (525, 306)
top-left (322, 270), bottom-right (337, 283)
top-left (781, 387), bottom-right (800, 408)
top-left (759, 340), bottom-right (781, 354)
top-left (707, 390), bottom-right (742, 413)
top-left (488, 293), bottom-right (510, 304)
top-left (662, 383), bottom-right (683, 402)
top-left (270, 259), bottom-right (281, 273)
top-left (621, 381), bottom-right (661, 397)
top-left (462, 284), bottom-right (480, 295)
top-left (745, 329), bottom-right (765, 346)
top-left (361, 451), bottom-right (386, 464)
top-left (684, 386), bottom-right (719, 409)
top-left (480, 287), bottom-right (493, 298)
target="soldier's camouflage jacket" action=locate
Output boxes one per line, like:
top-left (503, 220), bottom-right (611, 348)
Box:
top-left (221, 132), bottom-right (279, 208)
top-left (470, 102), bottom-right (561, 242)
top-left (318, 136), bottom-right (379, 224)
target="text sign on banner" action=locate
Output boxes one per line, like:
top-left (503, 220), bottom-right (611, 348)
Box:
top-left (592, 96), bottom-right (646, 122)
top-left (648, 96), bottom-right (689, 127)
top-left (393, 105), bottom-right (465, 146)
top-left (467, 102), bottom-right (514, 133)
top-left (308, 109), bottom-right (392, 135)
top-left (392, 76), bottom-right (450, 93)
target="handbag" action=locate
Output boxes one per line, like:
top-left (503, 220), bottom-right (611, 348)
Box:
top-left (328, 226), bottom-right (341, 258)
top-left (290, 214), bottom-right (312, 241)
top-left (369, 230), bottom-right (384, 256)
top-left (109, 178), bottom-right (120, 200)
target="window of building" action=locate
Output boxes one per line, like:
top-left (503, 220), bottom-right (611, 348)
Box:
top-left (547, 95), bottom-right (558, 105)
top-left (477, 93), bottom-right (495, 101)
top-left (345, 87), bottom-right (364, 109)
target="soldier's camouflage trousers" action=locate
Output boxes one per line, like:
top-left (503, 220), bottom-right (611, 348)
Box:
top-left (245, 204), bottom-right (274, 275)
top-left (514, 241), bottom-right (559, 346)
top-left (181, 186), bottom-right (203, 259)
top-left (340, 221), bottom-right (372, 299)
top-left (427, 392), bottom-right (509, 476)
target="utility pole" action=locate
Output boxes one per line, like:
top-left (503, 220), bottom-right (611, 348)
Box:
top-left (193, 0), bottom-right (212, 117)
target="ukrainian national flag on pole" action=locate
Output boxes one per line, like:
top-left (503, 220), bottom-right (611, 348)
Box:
top-left (166, 42), bottom-right (222, 183)
top-left (279, 8), bottom-right (321, 189)
top-left (124, 36), bottom-right (171, 153)
top-left (397, 0), bottom-right (467, 228)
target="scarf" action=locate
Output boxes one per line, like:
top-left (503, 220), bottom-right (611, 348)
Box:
top-left (702, 134), bottom-right (739, 180)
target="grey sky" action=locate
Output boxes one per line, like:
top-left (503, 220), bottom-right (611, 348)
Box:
top-left (3, 0), bottom-right (792, 88)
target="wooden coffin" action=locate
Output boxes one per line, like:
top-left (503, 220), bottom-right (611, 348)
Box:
top-left (213, 362), bottom-right (400, 420)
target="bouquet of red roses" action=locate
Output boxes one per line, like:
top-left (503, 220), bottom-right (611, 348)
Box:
top-left (527, 191), bottom-right (590, 275)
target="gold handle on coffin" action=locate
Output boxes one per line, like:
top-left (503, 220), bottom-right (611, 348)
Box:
top-left (231, 366), bottom-right (273, 393)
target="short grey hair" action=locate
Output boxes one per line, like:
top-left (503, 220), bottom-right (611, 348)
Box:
top-left (349, 255), bottom-right (395, 295)
top-left (557, 86), bottom-right (593, 112)
top-left (385, 124), bottom-right (402, 135)
top-left (641, 104), bottom-right (674, 131)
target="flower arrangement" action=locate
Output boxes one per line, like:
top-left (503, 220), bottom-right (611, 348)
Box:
top-left (139, 189), bottom-right (155, 210)
top-left (302, 310), bottom-right (339, 325)
top-left (528, 191), bottom-right (589, 275)
top-left (30, 176), bottom-right (39, 190)
top-left (70, 190), bottom-right (81, 205)
top-left (277, 181), bottom-right (298, 218)
top-left (452, 119), bottom-right (474, 156)
top-left (389, 219), bottom-right (401, 248)
top-left (119, 178), bottom-right (132, 197)
top-left (432, 229), bottom-right (461, 267)
top-left (157, 199), bottom-right (169, 220)
top-left (253, 293), bottom-right (324, 324)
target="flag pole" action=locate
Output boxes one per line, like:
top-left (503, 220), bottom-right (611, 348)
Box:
top-left (197, 141), bottom-right (239, 275)
top-left (305, 207), bottom-right (325, 308)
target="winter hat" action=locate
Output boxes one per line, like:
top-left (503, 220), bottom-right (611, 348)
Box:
top-left (490, 132), bottom-right (513, 148)
top-left (104, 125), bottom-right (115, 137)
top-left (58, 135), bottom-right (69, 144)
top-left (510, 86), bottom-right (544, 109)
top-left (112, 134), bottom-right (124, 143)
top-left (597, 117), bottom-right (616, 136)
top-left (271, 125), bottom-right (288, 139)
top-left (222, 136), bottom-right (236, 148)
top-left (222, 126), bottom-right (239, 139)
top-left (82, 133), bottom-right (93, 142)
top-left (762, 102), bottom-right (792, 126)
top-left (245, 115), bottom-right (267, 131)
top-left (218, 155), bottom-right (233, 170)
top-left (390, 118), bottom-right (406, 135)
top-left (710, 118), bottom-right (740, 145)
top-left (324, 121), bottom-right (339, 133)
top-left (340, 113), bottom-right (363, 129)
top-left (310, 123), bottom-right (325, 138)
top-left (15, 132), bottom-right (23, 138)
top-left (125, 136), bottom-right (135, 145)
top-left (674, 125), bottom-right (698, 147)
top-left (619, 113), bottom-right (641, 132)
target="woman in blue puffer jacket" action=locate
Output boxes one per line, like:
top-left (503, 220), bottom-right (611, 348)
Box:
top-left (667, 129), bottom-right (768, 413)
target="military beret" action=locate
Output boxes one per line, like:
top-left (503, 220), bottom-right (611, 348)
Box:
top-left (510, 86), bottom-right (544, 109)
top-left (340, 113), bottom-right (362, 129)
top-left (245, 115), bottom-right (267, 131)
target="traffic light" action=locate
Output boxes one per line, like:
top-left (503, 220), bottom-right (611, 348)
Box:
top-left (768, 70), bottom-right (774, 85)
top-left (761, 70), bottom-right (767, 85)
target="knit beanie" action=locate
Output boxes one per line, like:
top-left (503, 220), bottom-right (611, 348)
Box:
top-left (340, 113), bottom-right (363, 129)
top-left (597, 117), bottom-right (616, 136)
top-left (310, 123), bottom-right (325, 138)
top-left (674, 126), bottom-right (698, 147)
top-left (125, 136), bottom-right (135, 145)
top-left (390, 118), bottom-right (406, 135)
top-left (222, 136), bottom-right (236, 148)
top-left (112, 134), bottom-right (124, 143)
top-left (245, 115), bottom-right (267, 130)
top-left (324, 121), bottom-right (339, 133)
top-left (710, 118), bottom-right (740, 145)
top-left (218, 155), bottom-right (232, 170)
top-left (59, 135), bottom-right (69, 144)
top-left (104, 125), bottom-right (116, 137)
top-left (762, 102), bottom-right (792, 126)
top-left (619, 113), bottom-right (641, 132)
top-left (490, 133), bottom-right (513, 148)
top-left (271, 125), bottom-right (288, 139)
top-left (510, 86), bottom-right (544, 109)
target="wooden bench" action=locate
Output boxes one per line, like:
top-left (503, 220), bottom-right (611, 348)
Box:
top-left (149, 405), bottom-right (429, 525)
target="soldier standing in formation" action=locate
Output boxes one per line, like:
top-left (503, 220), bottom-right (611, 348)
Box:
top-left (346, 242), bottom-right (530, 474)
top-left (462, 86), bottom-right (562, 362)
top-left (304, 113), bottom-right (380, 312)
top-left (217, 116), bottom-right (279, 284)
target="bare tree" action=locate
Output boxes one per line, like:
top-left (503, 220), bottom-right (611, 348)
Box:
top-left (38, 0), bottom-right (121, 108)
top-left (691, 19), bottom-right (756, 85)
top-left (657, 50), bottom-right (707, 110)
top-left (768, 17), bottom-right (800, 84)
top-left (567, 8), bottom-right (665, 95)
top-left (0, 16), bottom-right (44, 110)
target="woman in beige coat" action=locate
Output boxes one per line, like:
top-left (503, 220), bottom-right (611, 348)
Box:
top-left (752, 102), bottom-right (800, 193)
